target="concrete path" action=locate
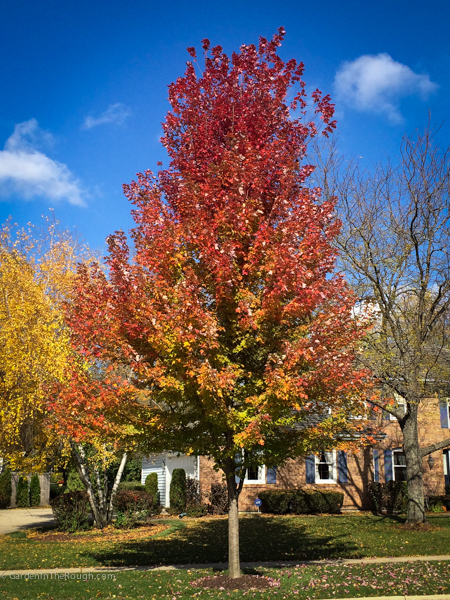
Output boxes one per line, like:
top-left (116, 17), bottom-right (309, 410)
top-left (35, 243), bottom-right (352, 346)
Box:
top-left (0, 508), bottom-right (55, 535)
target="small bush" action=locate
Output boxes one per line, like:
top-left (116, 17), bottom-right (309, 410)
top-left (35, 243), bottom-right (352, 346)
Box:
top-left (50, 490), bottom-right (89, 532)
top-left (304, 490), bottom-right (343, 513)
top-left (16, 476), bottom-right (29, 507)
top-left (368, 481), bottom-right (407, 514)
top-left (207, 483), bottom-right (229, 515)
top-left (186, 505), bottom-right (207, 517)
top-left (428, 495), bottom-right (450, 511)
top-left (30, 474), bottom-right (41, 506)
top-left (0, 468), bottom-right (12, 509)
top-left (170, 469), bottom-right (186, 513)
top-left (113, 490), bottom-right (153, 528)
top-left (119, 481), bottom-right (146, 491)
top-left (66, 471), bottom-right (85, 492)
top-left (186, 477), bottom-right (201, 508)
top-left (259, 490), bottom-right (293, 515)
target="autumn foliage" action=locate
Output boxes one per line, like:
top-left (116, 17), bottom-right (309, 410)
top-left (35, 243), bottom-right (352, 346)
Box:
top-left (66, 28), bottom-right (370, 571)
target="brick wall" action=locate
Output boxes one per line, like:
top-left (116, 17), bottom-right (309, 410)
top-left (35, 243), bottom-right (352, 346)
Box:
top-left (198, 397), bottom-right (450, 512)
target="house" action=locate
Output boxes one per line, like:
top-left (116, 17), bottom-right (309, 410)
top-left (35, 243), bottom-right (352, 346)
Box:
top-left (141, 396), bottom-right (450, 511)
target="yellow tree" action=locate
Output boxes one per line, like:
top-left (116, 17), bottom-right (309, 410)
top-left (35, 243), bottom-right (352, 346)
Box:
top-left (0, 217), bottom-right (81, 472)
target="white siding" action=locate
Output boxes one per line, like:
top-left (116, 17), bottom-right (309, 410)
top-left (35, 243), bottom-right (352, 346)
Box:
top-left (141, 456), bottom-right (166, 506)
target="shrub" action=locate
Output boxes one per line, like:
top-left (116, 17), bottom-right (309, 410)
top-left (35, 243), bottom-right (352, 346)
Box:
top-left (119, 481), bottom-right (146, 491)
top-left (16, 476), bottom-right (29, 507)
top-left (186, 477), bottom-right (201, 508)
top-left (259, 489), bottom-right (343, 515)
top-left (186, 505), bottom-right (207, 517)
top-left (368, 481), bottom-right (407, 513)
top-left (66, 470), bottom-right (85, 492)
top-left (113, 490), bottom-right (153, 528)
top-left (303, 490), bottom-right (343, 514)
top-left (122, 457), bottom-right (143, 482)
top-left (30, 474), bottom-right (41, 506)
top-left (207, 483), bottom-right (229, 515)
top-left (259, 490), bottom-right (293, 515)
top-left (0, 468), bottom-right (12, 509)
top-left (50, 490), bottom-right (89, 532)
top-left (170, 469), bottom-right (186, 513)
top-left (428, 495), bottom-right (450, 511)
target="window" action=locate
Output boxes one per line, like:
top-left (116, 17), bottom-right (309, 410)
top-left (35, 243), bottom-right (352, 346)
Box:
top-left (315, 450), bottom-right (336, 484)
top-left (389, 394), bottom-right (406, 421)
top-left (244, 465), bottom-right (265, 485)
top-left (393, 449), bottom-right (407, 481)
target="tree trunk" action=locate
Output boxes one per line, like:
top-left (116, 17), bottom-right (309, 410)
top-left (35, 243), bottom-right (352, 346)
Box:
top-left (70, 443), bottom-right (108, 528)
top-left (225, 467), bottom-right (241, 579)
top-left (401, 405), bottom-right (427, 524)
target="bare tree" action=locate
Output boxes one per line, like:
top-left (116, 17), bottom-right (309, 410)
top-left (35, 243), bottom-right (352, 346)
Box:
top-left (313, 128), bottom-right (450, 523)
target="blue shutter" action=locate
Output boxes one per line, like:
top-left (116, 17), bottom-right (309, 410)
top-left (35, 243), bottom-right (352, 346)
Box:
top-left (337, 451), bottom-right (348, 483)
top-left (373, 449), bottom-right (379, 482)
top-left (382, 409), bottom-right (391, 420)
top-left (235, 452), bottom-right (242, 484)
top-left (384, 449), bottom-right (393, 482)
top-left (266, 467), bottom-right (277, 484)
top-left (440, 402), bottom-right (449, 429)
top-left (305, 454), bottom-right (315, 484)
top-left (444, 450), bottom-right (450, 487)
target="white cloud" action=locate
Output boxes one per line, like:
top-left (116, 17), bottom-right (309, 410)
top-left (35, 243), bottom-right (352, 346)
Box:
top-left (82, 103), bottom-right (131, 130)
top-left (334, 53), bottom-right (438, 123)
top-left (0, 119), bottom-right (85, 206)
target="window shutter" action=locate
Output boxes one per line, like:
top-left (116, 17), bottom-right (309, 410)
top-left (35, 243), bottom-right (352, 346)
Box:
top-left (440, 401), bottom-right (449, 429)
top-left (373, 449), bottom-right (379, 483)
top-left (305, 454), bottom-right (315, 484)
top-left (337, 451), bottom-right (348, 483)
top-left (384, 449), bottom-right (393, 482)
top-left (382, 409), bottom-right (391, 420)
top-left (235, 452), bottom-right (242, 484)
top-left (266, 467), bottom-right (277, 484)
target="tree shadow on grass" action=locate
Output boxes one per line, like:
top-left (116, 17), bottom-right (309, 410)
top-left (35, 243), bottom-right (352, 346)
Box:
top-left (80, 517), bottom-right (360, 567)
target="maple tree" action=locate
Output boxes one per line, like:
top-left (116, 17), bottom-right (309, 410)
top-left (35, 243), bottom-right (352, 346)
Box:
top-left (68, 29), bottom-right (370, 577)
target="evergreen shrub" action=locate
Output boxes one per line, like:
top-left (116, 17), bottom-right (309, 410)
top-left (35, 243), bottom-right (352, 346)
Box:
top-left (259, 489), bottom-right (344, 514)
top-left (66, 470), bottom-right (85, 492)
top-left (50, 490), bottom-right (89, 532)
top-left (170, 469), bottom-right (186, 512)
top-left (30, 473), bottom-right (41, 506)
top-left (0, 468), bottom-right (12, 509)
top-left (16, 476), bottom-right (29, 507)
top-left (368, 481), bottom-right (407, 514)
top-left (145, 472), bottom-right (160, 508)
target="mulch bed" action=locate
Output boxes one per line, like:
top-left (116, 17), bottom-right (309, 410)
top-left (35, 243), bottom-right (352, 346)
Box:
top-left (192, 574), bottom-right (280, 591)
top-left (26, 523), bottom-right (169, 543)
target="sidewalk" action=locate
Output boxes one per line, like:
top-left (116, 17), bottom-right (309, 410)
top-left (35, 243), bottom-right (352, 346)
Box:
top-left (2, 553), bottom-right (450, 576)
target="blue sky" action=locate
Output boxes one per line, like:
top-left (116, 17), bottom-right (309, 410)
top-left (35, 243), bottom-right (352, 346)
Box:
top-left (0, 0), bottom-right (448, 254)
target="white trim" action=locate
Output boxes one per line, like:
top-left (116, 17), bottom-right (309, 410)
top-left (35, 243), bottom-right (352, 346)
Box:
top-left (315, 450), bottom-right (337, 484)
top-left (389, 394), bottom-right (406, 421)
top-left (392, 448), bottom-right (406, 481)
top-left (243, 465), bottom-right (266, 485)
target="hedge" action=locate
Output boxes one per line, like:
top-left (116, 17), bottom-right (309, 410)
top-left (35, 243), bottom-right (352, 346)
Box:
top-left (0, 468), bottom-right (12, 509)
top-left (259, 489), bottom-right (343, 514)
top-left (16, 476), bottom-right (29, 507)
top-left (30, 473), bottom-right (41, 506)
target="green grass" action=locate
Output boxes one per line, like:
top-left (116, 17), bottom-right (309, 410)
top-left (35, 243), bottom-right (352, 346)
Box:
top-left (1, 515), bottom-right (450, 571)
top-left (1, 561), bottom-right (450, 599)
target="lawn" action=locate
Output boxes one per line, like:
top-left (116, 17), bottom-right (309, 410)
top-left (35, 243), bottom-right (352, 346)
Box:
top-left (1, 561), bottom-right (450, 599)
top-left (1, 514), bottom-right (450, 571)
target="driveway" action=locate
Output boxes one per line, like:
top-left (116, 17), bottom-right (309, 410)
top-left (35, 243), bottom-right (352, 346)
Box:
top-left (0, 508), bottom-right (55, 535)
